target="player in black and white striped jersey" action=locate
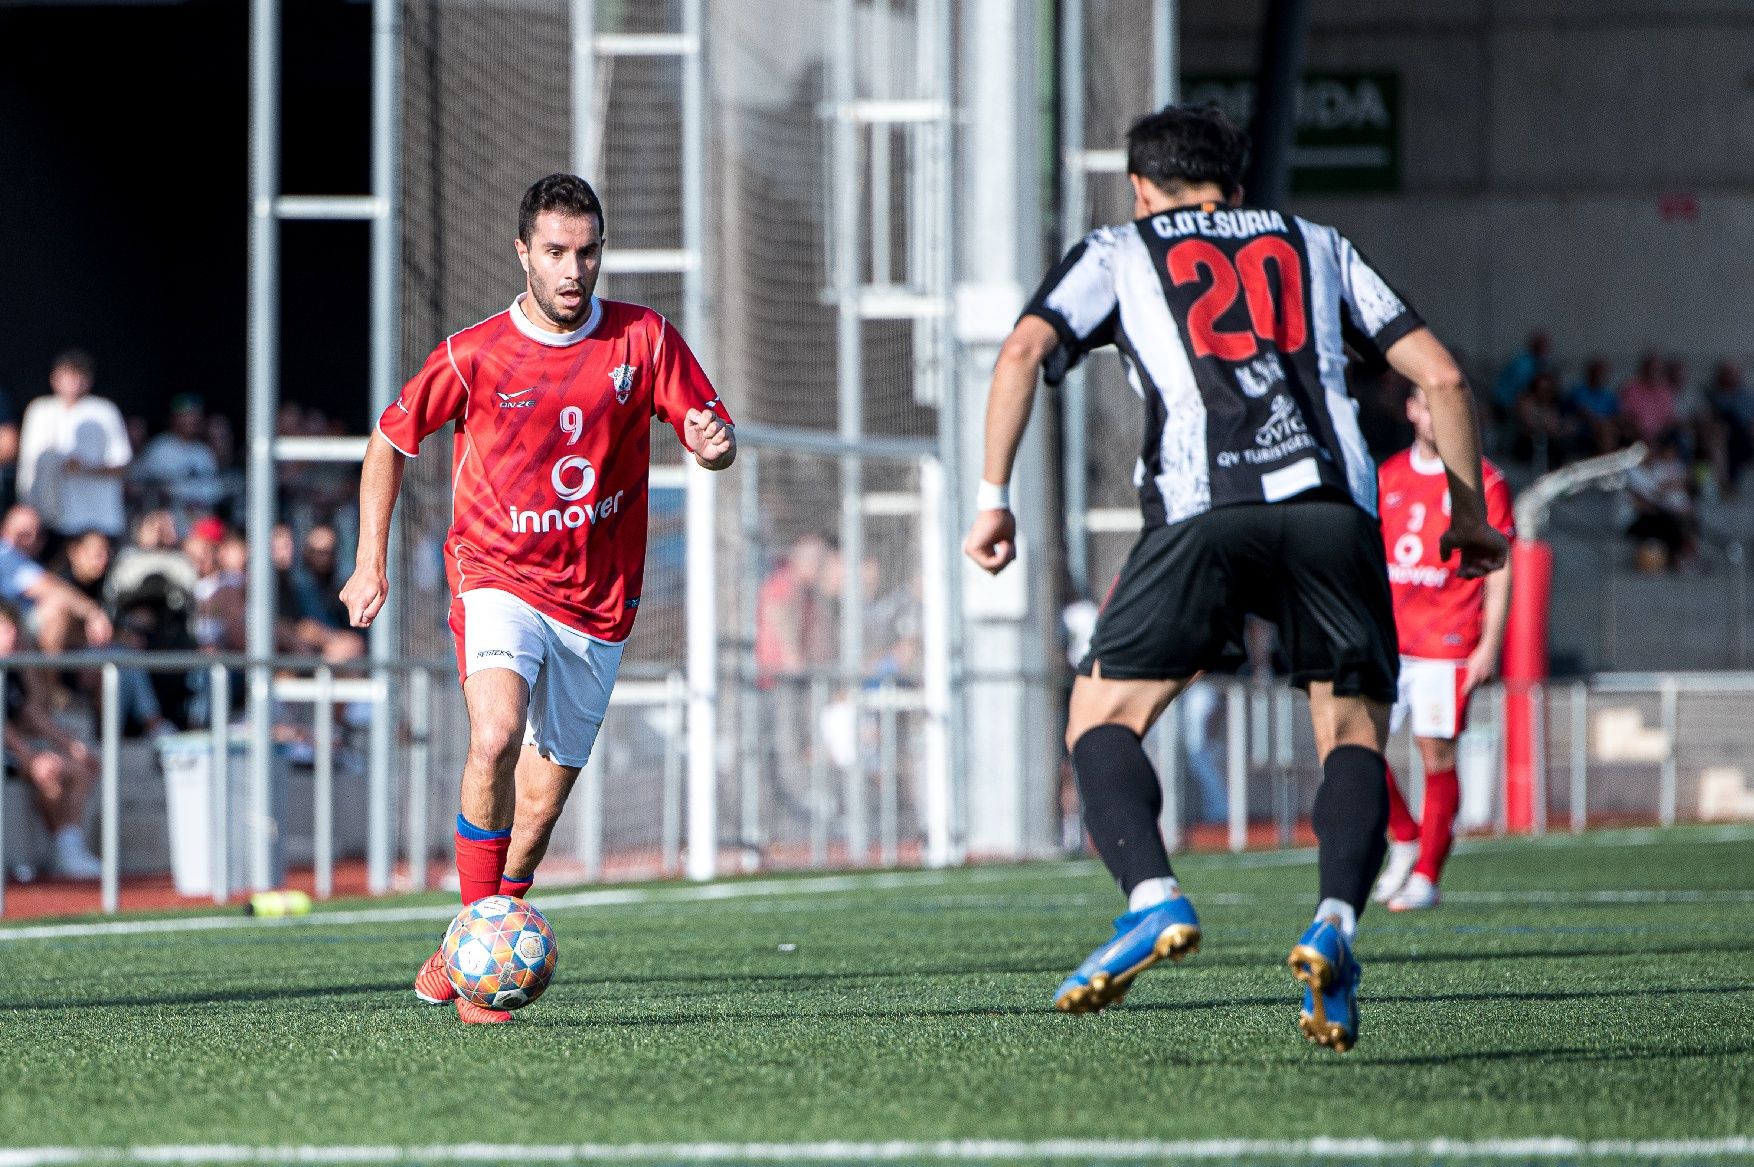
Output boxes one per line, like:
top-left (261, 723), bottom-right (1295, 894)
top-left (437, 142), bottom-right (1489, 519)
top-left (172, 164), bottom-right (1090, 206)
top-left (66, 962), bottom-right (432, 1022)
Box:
top-left (963, 103), bottom-right (1507, 1051)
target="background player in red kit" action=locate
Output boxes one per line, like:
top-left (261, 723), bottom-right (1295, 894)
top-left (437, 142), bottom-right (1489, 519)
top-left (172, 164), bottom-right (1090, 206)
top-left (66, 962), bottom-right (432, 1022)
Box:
top-left (341, 174), bottom-right (735, 1023)
top-left (1371, 385), bottom-right (1513, 911)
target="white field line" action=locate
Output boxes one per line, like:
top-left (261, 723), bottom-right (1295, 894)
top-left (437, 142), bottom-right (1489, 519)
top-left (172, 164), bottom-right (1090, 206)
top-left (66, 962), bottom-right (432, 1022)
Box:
top-left (1, 1137), bottom-right (1752, 1164)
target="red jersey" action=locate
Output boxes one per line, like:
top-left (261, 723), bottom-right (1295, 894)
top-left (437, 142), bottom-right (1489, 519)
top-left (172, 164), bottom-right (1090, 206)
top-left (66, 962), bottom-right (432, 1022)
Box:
top-left (378, 296), bottom-right (730, 643)
top-left (1377, 448), bottom-right (1515, 660)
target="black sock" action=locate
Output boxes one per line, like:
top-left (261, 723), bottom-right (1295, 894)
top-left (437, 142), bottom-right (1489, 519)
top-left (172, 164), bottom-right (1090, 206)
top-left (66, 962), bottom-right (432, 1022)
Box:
top-left (1313, 744), bottom-right (1390, 914)
top-left (1071, 724), bottom-right (1174, 896)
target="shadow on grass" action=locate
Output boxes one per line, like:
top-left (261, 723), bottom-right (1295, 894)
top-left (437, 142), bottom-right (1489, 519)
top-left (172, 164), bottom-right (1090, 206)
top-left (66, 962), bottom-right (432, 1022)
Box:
top-left (1, 980), bottom-right (411, 1012)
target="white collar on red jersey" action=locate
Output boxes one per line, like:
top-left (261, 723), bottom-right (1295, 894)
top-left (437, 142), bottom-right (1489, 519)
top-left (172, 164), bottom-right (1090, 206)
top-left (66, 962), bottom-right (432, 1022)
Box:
top-left (1409, 446), bottom-right (1445, 476)
top-left (510, 293), bottom-right (603, 346)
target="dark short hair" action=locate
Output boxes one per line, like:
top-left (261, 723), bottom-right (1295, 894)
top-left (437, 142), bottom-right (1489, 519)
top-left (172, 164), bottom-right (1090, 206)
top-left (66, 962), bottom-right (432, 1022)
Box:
top-left (1125, 103), bottom-right (1249, 199)
top-left (518, 174), bottom-right (605, 243)
top-left (52, 349), bottom-right (95, 378)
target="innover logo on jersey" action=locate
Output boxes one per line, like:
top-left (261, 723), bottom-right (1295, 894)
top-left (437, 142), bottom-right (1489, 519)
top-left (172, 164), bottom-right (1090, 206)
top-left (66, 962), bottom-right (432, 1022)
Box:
top-left (508, 454), bottom-right (625, 535)
top-left (498, 387), bottom-right (539, 409)
top-left (609, 364), bottom-right (636, 405)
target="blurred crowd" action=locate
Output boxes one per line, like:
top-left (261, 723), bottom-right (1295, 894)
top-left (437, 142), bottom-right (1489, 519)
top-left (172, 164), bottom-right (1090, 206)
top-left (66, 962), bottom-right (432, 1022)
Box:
top-left (0, 350), bottom-right (363, 879)
top-left (1487, 331), bottom-right (1752, 571)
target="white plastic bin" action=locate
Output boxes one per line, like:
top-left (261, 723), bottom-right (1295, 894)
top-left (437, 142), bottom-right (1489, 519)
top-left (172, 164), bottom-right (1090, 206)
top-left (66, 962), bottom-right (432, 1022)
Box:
top-left (157, 730), bottom-right (286, 897)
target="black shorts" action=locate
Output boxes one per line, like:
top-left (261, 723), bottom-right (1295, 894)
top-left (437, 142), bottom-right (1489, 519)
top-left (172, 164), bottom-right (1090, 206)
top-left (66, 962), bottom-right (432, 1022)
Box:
top-left (1079, 495), bottom-right (1398, 703)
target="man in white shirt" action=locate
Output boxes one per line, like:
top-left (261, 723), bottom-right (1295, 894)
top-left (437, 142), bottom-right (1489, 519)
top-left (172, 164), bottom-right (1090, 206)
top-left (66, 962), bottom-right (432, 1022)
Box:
top-left (17, 351), bottom-right (133, 543)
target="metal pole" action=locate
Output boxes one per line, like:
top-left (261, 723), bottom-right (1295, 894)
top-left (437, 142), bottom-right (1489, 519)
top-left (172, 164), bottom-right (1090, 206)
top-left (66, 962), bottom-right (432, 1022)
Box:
top-left (247, 0), bottom-right (282, 898)
top-left (406, 667), bottom-right (430, 891)
top-left (314, 666), bottom-right (334, 899)
top-left (1274, 687), bottom-right (1294, 848)
top-left (1058, 0), bottom-right (1090, 594)
top-left (1531, 681), bottom-right (1547, 836)
top-left (1152, 0), bottom-right (1179, 109)
top-left (810, 677), bottom-right (830, 866)
top-left (367, 0), bottom-right (403, 899)
top-left (569, 0), bottom-right (598, 179)
top-left (1157, 701), bottom-right (1182, 854)
top-left (918, 458), bottom-right (956, 867)
top-left (662, 671), bottom-right (686, 876)
top-left (738, 448), bottom-right (763, 872)
top-left (209, 663), bottom-right (230, 903)
top-left (681, 0), bottom-right (718, 883)
top-left (1659, 677), bottom-right (1679, 827)
top-left (878, 677), bottom-right (899, 868)
top-left (1569, 680), bottom-right (1587, 834)
top-left (100, 664), bottom-right (120, 914)
top-left (831, 0), bottom-right (867, 875)
top-left (1226, 683), bottom-right (1247, 853)
top-left (578, 739), bottom-right (604, 882)
top-left (1244, 0), bottom-right (1310, 210)
top-left (249, 665), bottom-right (273, 891)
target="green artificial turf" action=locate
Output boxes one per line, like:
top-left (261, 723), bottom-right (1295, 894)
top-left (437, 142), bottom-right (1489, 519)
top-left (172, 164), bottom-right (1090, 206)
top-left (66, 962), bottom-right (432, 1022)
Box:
top-left (1, 826), bottom-right (1751, 1162)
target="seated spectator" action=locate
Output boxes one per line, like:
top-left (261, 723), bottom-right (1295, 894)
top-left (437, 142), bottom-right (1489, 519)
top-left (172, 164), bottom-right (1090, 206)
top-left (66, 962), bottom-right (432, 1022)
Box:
top-left (187, 518), bottom-right (245, 654)
top-left (1565, 357), bottom-right (1621, 456)
top-left (1703, 362), bottom-right (1754, 493)
top-left (1623, 432), bottom-right (1698, 572)
top-left (0, 506), bottom-right (112, 659)
top-left (16, 350), bottom-right (132, 549)
top-left (1513, 371), bottom-right (1578, 471)
top-left (1493, 329), bottom-right (1551, 422)
top-left (130, 394), bottom-right (224, 528)
top-left (271, 523), bottom-right (364, 662)
top-left (1618, 351), bottom-right (1679, 446)
top-left (0, 600), bottom-right (103, 879)
top-left (110, 509), bottom-right (198, 602)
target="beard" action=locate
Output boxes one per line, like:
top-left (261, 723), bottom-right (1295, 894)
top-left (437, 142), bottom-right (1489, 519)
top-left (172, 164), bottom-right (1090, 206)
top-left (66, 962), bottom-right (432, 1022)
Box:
top-left (529, 276), bottom-right (594, 328)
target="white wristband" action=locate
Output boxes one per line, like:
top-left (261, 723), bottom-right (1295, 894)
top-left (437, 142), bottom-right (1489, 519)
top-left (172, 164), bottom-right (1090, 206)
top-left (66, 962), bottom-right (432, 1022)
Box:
top-left (976, 480), bottom-right (1011, 512)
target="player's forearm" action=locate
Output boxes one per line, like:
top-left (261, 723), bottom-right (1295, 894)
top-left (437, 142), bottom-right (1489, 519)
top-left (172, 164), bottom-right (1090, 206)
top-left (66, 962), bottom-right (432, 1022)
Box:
top-left (1386, 328), bottom-right (1488, 526)
top-left (981, 348), bottom-right (1042, 487)
top-left (1478, 559), bottom-right (1513, 661)
top-left (354, 431), bottom-right (406, 571)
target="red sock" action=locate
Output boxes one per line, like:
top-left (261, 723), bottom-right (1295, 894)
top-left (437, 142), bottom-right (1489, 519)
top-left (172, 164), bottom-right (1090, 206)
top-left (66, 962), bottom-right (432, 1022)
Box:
top-left (455, 814), bottom-right (512, 904)
top-left (1384, 763), bottom-right (1419, 843)
top-left (1414, 768), bottom-right (1460, 881)
top-left (499, 874), bottom-right (534, 899)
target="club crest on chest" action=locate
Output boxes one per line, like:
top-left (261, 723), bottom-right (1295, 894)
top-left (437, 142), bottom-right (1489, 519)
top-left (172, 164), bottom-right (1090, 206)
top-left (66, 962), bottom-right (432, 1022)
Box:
top-left (610, 364), bottom-right (636, 405)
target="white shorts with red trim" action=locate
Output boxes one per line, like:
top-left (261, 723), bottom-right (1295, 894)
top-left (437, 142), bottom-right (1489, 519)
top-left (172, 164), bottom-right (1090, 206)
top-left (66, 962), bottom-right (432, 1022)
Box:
top-left (1389, 655), bottom-right (1470, 741)
top-left (455, 587), bottom-right (623, 769)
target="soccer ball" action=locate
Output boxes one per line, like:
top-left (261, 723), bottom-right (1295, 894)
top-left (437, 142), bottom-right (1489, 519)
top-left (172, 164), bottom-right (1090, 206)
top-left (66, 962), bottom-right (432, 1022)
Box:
top-left (441, 895), bottom-right (559, 1010)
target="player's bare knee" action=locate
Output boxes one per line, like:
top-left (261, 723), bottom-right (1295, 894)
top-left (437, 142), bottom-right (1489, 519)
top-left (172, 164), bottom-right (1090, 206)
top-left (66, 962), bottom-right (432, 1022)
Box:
top-left (467, 719), bottom-right (524, 771)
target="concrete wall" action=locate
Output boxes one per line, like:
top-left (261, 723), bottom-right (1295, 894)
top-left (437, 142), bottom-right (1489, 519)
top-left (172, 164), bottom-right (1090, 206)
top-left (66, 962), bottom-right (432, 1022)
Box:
top-left (1177, 0), bottom-right (1754, 374)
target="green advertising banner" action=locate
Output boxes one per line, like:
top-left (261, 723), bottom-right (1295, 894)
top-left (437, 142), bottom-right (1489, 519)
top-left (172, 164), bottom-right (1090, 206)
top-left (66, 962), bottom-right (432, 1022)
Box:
top-left (1181, 72), bottom-right (1401, 194)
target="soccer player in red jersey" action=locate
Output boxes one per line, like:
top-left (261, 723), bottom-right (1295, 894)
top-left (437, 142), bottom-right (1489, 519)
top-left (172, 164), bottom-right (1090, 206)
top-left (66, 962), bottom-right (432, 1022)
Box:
top-left (341, 174), bottom-right (735, 1023)
top-left (1371, 384), bottom-right (1514, 911)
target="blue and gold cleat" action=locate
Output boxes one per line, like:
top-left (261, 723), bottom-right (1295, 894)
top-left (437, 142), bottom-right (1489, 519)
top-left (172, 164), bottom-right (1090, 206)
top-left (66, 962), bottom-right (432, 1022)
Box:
top-left (1287, 919), bottom-right (1361, 1052)
top-left (1053, 896), bottom-right (1201, 1014)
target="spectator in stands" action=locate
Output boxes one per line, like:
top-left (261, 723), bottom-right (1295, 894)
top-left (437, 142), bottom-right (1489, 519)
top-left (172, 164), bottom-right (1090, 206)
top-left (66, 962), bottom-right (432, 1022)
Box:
top-left (1566, 357), bottom-right (1621, 456)
top-left (187, 518), bottom-right (245, 654)
top-left (0, 600), bottom-right (103, 879)
top-left (1624, 432), bottom-right (1698, 572)
top-left (1618, 351), bottom-right (1679, 446)
top-left (51, 528), bottom-right (170, 737)
top-left (756, 533), bottom-right (833, 687)
top-left (1513, 370), bottom-right (1578, 471)
top-left (203, 413), bottom-right (242, 524)
top-left (0, 380), bottom-right (20, 514)
top-left (16, 350), bottom-right (132, 550)
top-left (1702, 362), bottom-right (1754, 493)
top-left (271, 523), bottom-right (364, 662)
top-left (1, 503), bottom-right (46, 563)
top-left (1493, 329), bottom-right (1551, 421)
top-left (130, 394), bottom-right (224, 528)
top-left (0, 505), bottom-right (113, 657)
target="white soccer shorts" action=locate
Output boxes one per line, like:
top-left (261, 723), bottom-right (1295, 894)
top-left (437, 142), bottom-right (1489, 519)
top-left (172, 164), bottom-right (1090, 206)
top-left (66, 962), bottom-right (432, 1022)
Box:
top-left (1389, 655), bottom-right (1469, 741)
top-left (457, 587), bottom-right (623, 769)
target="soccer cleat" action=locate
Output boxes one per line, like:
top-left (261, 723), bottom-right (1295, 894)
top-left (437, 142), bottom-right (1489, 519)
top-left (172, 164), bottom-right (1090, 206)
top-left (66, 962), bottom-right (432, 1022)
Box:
top-left (414, 946), bottom-right (457, 1004)
top-left (1370, 840), bottom-right (1420, 904)
top-left (455, 998), bottom-right (513, 1025)
top-left (1053, 895), bottom-right (1201, 1014)
top-left (1287, 919), bottom-right (1361, 1052)
top-left (1387, 872), bottom-right (1440, 912)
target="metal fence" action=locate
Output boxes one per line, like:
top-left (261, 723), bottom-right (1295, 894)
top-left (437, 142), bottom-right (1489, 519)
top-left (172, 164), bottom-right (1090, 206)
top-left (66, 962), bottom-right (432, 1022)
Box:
top-left (7, 646), bottom-right (1750, 917)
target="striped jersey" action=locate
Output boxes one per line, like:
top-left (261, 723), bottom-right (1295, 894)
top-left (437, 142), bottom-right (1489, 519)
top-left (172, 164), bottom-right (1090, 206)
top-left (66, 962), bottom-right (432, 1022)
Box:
top-left (1024, 203), bottom-right (1422, 525)
top-left (378, 294), bottom-right (730, 643)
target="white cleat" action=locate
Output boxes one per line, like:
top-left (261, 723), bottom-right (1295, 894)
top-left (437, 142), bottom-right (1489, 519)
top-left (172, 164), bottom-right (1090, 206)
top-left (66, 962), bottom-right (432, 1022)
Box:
top-left (1371, 840), bottom-right (1420, 904)
top-left (1387, 872), bottom-right (1440, 912)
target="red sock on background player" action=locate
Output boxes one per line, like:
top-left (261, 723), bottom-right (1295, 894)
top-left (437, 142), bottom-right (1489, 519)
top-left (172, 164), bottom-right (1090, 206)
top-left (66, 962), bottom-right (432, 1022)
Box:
top-left (1383, 763), bottom-right (1419, 844)
top-left (1414, 768), bottom-right (1461, 881)
top-left (455, 814), bottom-right (512, 904)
